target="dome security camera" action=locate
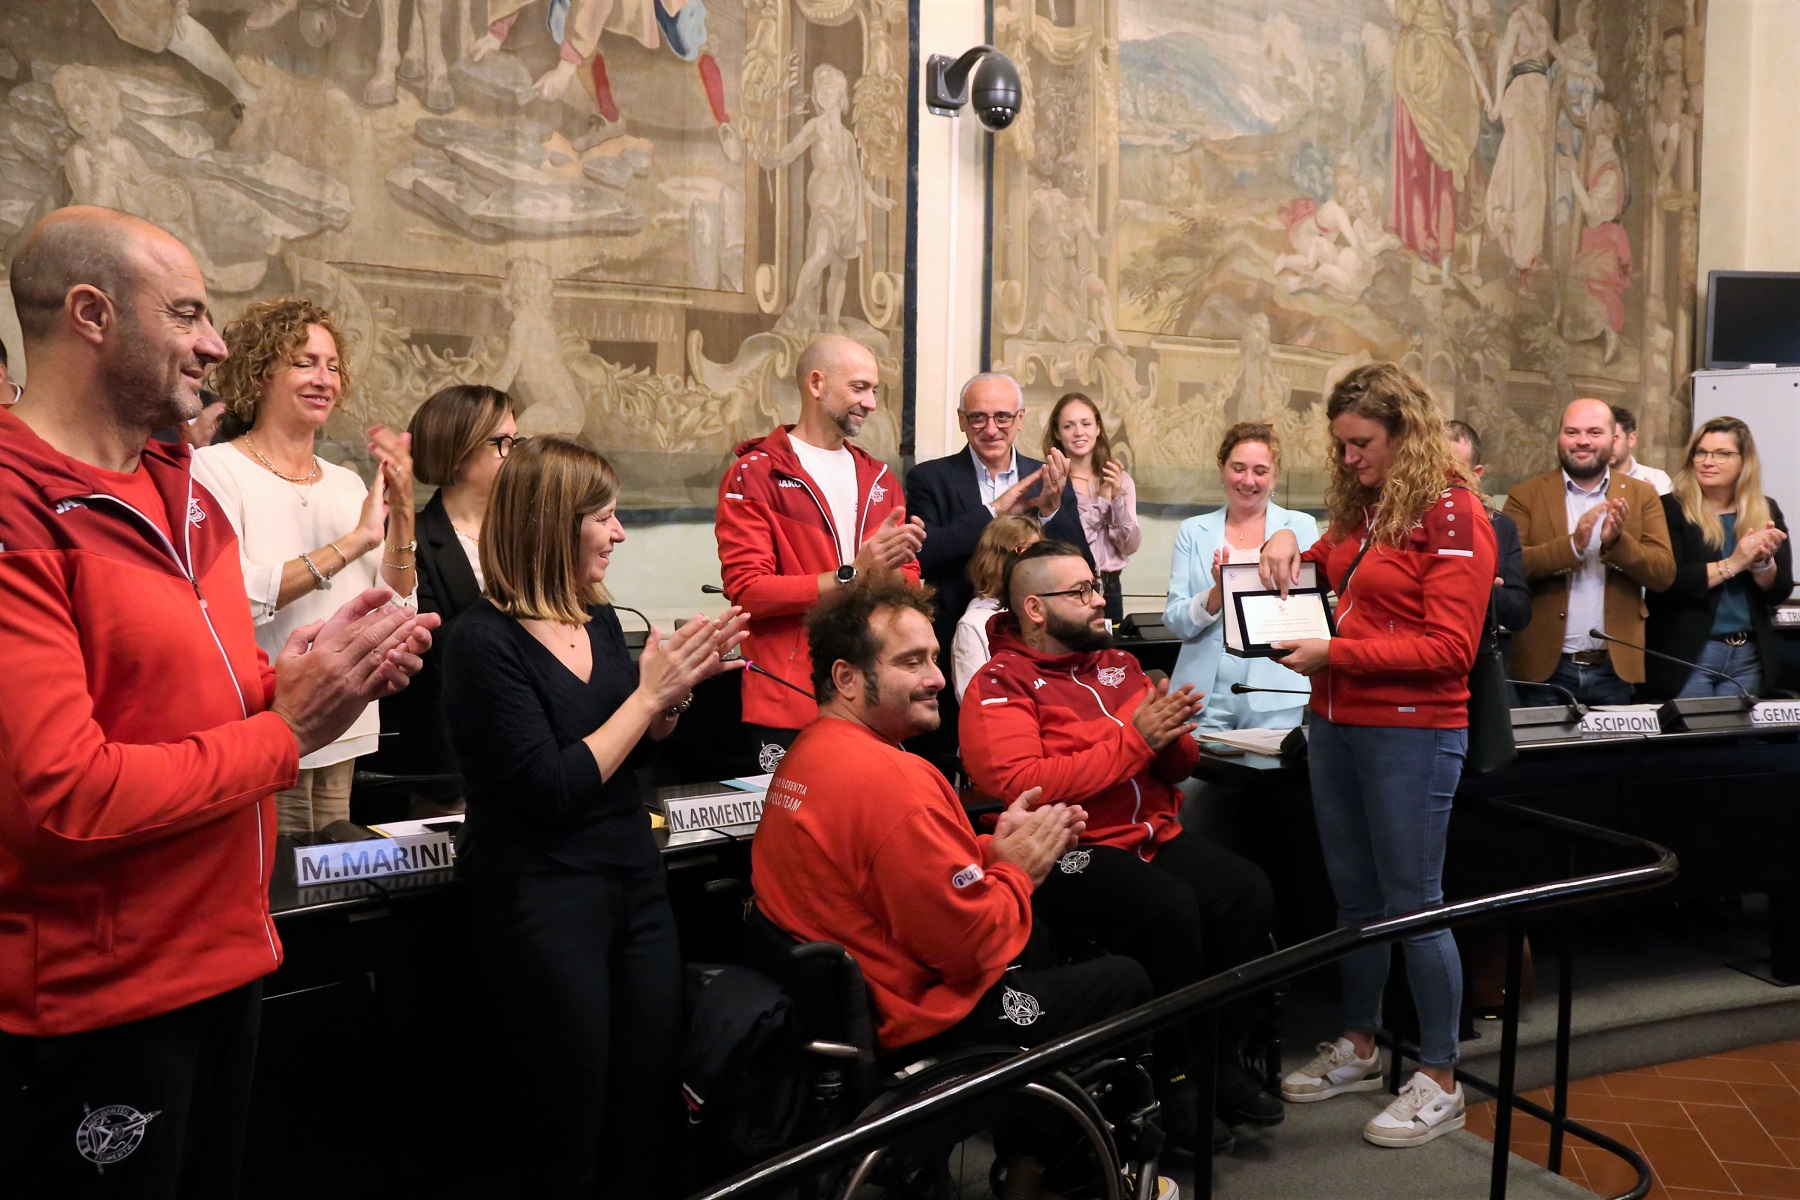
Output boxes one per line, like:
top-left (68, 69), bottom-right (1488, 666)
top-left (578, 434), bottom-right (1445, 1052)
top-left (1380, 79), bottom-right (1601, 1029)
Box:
top-left (925, 45), bottom-right (1022, 132)
top-left (969, 54), bottom-right (1021, 131)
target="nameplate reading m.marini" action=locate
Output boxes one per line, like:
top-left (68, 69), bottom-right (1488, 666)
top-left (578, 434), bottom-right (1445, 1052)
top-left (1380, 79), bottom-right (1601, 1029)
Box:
top-left (1577, 710), bottom-right (1663, 737)
top-left (294, 832), bottom-right (456, 885)
top-left (665, 793), bottom-right (766, 837)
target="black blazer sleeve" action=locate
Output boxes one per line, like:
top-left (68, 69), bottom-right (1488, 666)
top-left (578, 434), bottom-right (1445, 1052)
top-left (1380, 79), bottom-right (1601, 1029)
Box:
top-left (1490, 511), bottom-right (1532, 633)
top-left (1764, 498), bottom-right (1794, 608)
top-left (908, 456), bottom-right (996, 576)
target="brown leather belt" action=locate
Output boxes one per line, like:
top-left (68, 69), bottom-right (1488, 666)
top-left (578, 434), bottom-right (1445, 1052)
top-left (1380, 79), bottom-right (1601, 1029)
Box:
top-left (1565, 649), bottom-right (1608, 666)
top-left (1719, 631), bottom-right (1751, 647)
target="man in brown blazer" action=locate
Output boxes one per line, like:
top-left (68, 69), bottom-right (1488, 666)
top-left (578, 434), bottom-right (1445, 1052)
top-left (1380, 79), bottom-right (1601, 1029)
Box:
top-left (1502, 398), bottom-right (1676, 705)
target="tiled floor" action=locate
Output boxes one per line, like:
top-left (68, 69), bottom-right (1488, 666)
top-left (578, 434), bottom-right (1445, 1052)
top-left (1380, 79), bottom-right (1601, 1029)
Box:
top-left (1466, 1041), bottom-right (1800, 1199)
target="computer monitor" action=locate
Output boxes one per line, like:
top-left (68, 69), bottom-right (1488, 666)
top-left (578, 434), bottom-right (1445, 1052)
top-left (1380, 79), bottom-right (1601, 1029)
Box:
top-left (1705, 271), bottom-right (1800, 368)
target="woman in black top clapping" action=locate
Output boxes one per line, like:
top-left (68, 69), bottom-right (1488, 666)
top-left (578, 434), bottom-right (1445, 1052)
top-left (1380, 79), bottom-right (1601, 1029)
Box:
top-left (442, 436), bottom-right (747, 1198)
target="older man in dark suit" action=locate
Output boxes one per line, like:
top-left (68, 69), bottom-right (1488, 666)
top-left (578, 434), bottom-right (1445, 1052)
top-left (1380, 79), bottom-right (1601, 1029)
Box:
top-left (906, 373), bottom-right (1089, 652)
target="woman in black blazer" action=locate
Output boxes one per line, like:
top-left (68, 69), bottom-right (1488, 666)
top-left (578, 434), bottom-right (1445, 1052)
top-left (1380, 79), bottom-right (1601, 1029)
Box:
top-left (374, 385), bottom-right (516, 811)
top-left (442, 437), bottom-right (747, 1196)
top-left (1646, 417), bottom-right (1793, 700)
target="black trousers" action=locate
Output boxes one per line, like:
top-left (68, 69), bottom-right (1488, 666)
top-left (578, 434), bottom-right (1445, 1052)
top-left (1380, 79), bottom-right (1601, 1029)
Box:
top-left (0, 980), bottom-right (262, 1200)
top-left (1031, 832), bottom-right (1274, 1082)
top-left (473, 866), bottom-right (685, 1199)
top-left (919, 953), bottom-right (1152, 1056)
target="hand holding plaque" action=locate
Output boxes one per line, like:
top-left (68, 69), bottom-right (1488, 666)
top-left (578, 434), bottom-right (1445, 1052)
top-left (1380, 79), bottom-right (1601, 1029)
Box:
top-left (1222, 562), bottom-right (1333, 658)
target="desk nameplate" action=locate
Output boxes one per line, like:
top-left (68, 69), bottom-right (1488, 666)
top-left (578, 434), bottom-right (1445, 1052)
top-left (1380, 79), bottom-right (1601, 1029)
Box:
top-left (293, 832), bottom-right (455, 885)
top-left (663, 791), bottom-right (765, 846)
top-left (1577, 710), bottom-right (1664, 737)
top-left (1753, 701), bottom-right (1800, 726)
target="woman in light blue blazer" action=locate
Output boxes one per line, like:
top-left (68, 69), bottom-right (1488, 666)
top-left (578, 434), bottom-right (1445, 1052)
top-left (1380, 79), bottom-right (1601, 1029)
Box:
top-left (1166, 422), bottom-right (1320, 731)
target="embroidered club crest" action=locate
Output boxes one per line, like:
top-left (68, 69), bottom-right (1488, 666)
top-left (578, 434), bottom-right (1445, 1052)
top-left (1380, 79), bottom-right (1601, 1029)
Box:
top-left (187, 498), bottom-right (206, 526)
top-left (75, 1103), bottom-right (159, 1172)
top-left (1096, 666), bottom-right (1126, 687)
top-left (1057, 849), bottom-right (1092, 875)
top-left (869, 482), bottom-right (887, 503)
top-left (757, 743), bottom-right (788, 773)
top-left (1000, 986), bottom-right (1042, 1025)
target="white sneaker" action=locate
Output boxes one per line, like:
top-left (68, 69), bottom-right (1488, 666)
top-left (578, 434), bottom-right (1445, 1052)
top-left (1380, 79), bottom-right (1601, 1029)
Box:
top-left (1362, 1072), bottom-right (1466, 1148)
top-left (1280, 1037), bottom-right (1385, 1103)
top-left (1154, 1177), bottom-right (1179, 1200)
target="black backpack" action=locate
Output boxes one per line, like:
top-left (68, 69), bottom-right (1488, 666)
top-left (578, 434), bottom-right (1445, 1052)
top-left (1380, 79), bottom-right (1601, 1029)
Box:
top-left (680, 963), bottom-right (806, 1185)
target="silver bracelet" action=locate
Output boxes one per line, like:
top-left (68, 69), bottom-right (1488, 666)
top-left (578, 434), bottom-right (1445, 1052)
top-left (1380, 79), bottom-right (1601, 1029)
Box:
top-left (299, 552), bottom-right (331, 590)
top-left (1752, 556), bottom-right (1776, 572)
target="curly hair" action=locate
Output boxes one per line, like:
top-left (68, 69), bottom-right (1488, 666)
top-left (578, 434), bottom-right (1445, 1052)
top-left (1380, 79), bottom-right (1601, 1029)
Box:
top-left (210, 297), bottom-right (350, 440)
top-left (1216, 420), bottom-right (1281, 472)
top-left (1322, 362), bottom-right (1478, 547)
top-left (805, 570), bottom-right (936, 704)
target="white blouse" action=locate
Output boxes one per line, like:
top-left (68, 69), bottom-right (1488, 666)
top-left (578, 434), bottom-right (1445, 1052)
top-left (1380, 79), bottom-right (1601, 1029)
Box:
top-left (192, 444), bottom-right (415, 770)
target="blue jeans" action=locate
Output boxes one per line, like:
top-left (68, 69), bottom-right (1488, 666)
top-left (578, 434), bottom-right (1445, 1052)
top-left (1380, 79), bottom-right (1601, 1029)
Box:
top-left (1546, 654), bottom-right (1635, 706)
top-left (1307, 716), bottom-right (1467, 1067)
top-left (1677, 637), bottom-right (1764, 699)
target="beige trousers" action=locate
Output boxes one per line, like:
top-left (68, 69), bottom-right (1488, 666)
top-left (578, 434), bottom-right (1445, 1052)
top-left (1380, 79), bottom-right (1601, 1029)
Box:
top-left (275, 758), bottom-right (356, 837)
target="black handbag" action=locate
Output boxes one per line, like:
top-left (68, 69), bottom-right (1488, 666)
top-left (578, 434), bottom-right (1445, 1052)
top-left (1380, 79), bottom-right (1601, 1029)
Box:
top-left (1464, 602), bottom-right (1517, 775)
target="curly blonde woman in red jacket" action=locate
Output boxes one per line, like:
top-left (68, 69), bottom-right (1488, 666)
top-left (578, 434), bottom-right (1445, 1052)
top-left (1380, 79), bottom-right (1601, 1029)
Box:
top-left (1259, 362), bottom-right (1495, 1150)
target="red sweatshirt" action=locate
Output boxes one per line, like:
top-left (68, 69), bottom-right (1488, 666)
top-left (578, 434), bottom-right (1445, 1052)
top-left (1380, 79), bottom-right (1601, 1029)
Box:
top-left (751, 717), bottom-right (1034, 1050)
top-left (1301, 486), bottom-right (1497, 727)
top-left (0, 410), bottom-right (298, 1036)
top-left (716, 426), bottom-right (916, 728)
top-left (960, 615), bottom-right (1198, 860)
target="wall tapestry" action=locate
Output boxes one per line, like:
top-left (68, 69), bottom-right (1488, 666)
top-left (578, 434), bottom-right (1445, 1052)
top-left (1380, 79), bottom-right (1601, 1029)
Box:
top-left (988, 0), bottom-right (1704, 508)
top-left (0, 0), bottom-right (911, 510)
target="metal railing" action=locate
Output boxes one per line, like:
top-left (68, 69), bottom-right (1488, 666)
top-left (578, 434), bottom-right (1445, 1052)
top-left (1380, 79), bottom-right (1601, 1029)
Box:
top-left (689, 796), bottom-right (1677, 1200)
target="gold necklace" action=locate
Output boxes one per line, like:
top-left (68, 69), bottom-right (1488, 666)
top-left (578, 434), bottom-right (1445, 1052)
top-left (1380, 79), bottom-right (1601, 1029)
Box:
top-left (242, 431), bottom-right (320, 485)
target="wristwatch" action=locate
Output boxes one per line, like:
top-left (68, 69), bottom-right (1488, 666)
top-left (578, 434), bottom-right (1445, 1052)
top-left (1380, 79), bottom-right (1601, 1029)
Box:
top-left (835, 565), bottom-right (857, 585)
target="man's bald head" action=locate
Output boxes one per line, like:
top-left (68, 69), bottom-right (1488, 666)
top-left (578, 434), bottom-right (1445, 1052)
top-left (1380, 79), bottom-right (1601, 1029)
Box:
top-left (9, 207), bottom-right (181, 344)
top-left (796, 334), bottom-right (873, 389)
top-left (1557, 397), bottom-right (1618, 483)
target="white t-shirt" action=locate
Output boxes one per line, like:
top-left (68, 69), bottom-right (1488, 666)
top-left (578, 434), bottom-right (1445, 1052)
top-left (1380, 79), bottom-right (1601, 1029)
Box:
top-left (192, 443), bottom-right (416, 770)
top-left (789, 434), bottom-right (860, 564)
top-left (1625, 460), bottom-right (1673, 496)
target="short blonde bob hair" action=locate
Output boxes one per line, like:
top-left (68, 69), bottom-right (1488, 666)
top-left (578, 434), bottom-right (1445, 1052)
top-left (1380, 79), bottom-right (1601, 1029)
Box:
top-left (967, 515), bottom-right (1044, 601)
top-left (483, 436), bottom-right (619, 623)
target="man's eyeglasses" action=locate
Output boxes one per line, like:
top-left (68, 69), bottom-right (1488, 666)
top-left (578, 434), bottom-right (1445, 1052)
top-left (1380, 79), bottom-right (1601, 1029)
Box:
top-left (1691, 448), bottom-right (1741, 464)
top-left (1036, 580), bottom-right (1101, 604)
top-left (487, 434), bottom-right (523, 458)
top-left (961, 410), bottom-right (1020, 429)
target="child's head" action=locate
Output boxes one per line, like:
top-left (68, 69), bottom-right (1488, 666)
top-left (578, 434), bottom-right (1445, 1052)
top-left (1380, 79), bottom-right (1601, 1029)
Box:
top-left (967, 515), bottom-right (1044, 602)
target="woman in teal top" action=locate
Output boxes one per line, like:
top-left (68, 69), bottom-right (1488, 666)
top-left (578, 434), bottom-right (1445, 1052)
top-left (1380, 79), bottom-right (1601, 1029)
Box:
top-left (1165, 422), bottom-right (1321, 730)
top-left (1646, 416), bottom-right (1792, 700)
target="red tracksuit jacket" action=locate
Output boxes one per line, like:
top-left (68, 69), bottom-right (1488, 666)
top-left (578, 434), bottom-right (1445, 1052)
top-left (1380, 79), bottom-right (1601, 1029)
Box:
top-left (960, 615), bottom-right (1198, 860)
top-left (1300, 486), bottom-right (1497, 728)
top-left (0, 411), bottom-right (298, 1036)
top-left (751, 718), bottom-right (1034, 1049)
top-left (715, 425), bottom-right (915, 728)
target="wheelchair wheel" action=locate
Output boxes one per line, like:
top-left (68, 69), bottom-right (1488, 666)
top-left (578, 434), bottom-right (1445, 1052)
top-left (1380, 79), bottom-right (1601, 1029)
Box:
top-left (831, 1048), bottom-right (1129, 1200)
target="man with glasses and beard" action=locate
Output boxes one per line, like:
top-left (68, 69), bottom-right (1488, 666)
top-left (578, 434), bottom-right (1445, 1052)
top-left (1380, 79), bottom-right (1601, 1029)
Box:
top-left (959, 541), bottom-right (1280, 1156)
top-left (1504, 398), bottom-right (1675, 706)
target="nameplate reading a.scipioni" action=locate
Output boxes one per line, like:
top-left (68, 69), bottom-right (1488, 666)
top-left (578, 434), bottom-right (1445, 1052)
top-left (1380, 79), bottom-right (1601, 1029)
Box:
top-left (1752, 701), bottom-right (1800, 725)
top-left (665, 792), bottom-right (765, 838)
top-left (293, 832), bottom-right (455, 885)
top-left (1577, 710), bottom-right (1663, 737)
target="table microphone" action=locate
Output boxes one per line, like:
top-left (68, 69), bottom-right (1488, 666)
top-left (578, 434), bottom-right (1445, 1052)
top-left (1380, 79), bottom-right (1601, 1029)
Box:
top-left (1506, 678), bottom-right (1586, 717)
top-left (701, 584), bottom-right (725, 595)
top-left (747, 660), bottom-right (815, 700)
top-left (1587, 629), bottom-right (1755, 705)
top-left (1229, 683), bottom-right (1311, 696)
